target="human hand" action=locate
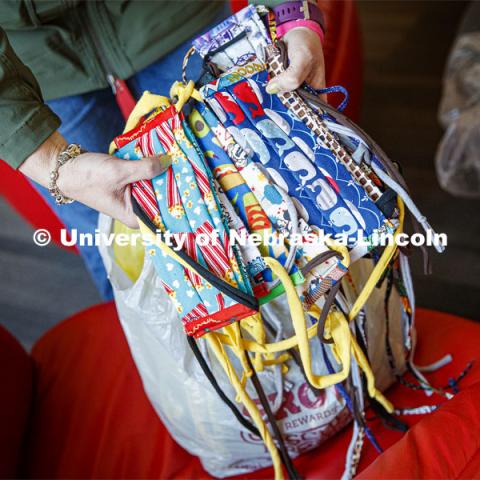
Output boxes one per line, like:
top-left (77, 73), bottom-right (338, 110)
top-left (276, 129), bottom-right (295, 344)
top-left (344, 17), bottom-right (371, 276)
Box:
top-left (20, 132), bottom-right (171, 229)
top-left (266, 27), bottom-right (326, 95)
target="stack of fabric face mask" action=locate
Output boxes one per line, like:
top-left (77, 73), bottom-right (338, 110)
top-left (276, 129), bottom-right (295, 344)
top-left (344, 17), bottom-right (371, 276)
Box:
top-left (105, 5), bottom-right (446, 480)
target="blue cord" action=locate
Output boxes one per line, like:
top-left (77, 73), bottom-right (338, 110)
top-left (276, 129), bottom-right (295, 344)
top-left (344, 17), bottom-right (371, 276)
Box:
top-left (314, 85), bottom-right (350, 112)
top-left (319, 339), bottom-right (383, 454)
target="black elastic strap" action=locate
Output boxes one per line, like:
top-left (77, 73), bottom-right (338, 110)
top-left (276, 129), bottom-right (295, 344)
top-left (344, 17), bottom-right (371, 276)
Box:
top-left (369, 396), bottom-right (408, 433)
top-left (350, 385), bottom-right (368, 428)
top-left (204, 31), bottom-right (248, 61)
top-left (244, 352), bottom-right (302, 480)
top-left (300, 250), bottom-right (342, 277)
top-left (187, 337), bottom-right (260, 437)
top-left (133, 198), bottom-right (258, 311)
top-left (354, 322), bottom-right (409, 433)
top-left (316, 282), bottom-right (341, 345)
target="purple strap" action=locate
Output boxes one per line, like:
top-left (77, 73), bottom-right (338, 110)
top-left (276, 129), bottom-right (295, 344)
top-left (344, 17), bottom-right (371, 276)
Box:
top-left (273, 1), bottom-right (325, 31)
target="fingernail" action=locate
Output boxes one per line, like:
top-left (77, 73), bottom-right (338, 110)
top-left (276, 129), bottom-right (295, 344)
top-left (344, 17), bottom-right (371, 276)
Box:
top-left (159, 154), bottom-right (172, 164)
top-left (266, 82), bottom-right (280, 94)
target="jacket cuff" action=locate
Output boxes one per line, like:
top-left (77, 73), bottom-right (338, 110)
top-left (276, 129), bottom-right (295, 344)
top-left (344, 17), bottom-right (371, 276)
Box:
top-left (0, 104), bottom-right (61, 169)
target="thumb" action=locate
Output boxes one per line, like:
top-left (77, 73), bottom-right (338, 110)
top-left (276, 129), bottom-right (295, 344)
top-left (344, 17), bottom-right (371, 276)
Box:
top-left (266, 49), bottom-right (313, 94)
top-left (123, 154), bottom-right (172, 184)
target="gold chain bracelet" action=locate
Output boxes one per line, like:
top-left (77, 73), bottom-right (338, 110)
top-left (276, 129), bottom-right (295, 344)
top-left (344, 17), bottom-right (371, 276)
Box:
top-left (48, 143), bottom-right (83, 205)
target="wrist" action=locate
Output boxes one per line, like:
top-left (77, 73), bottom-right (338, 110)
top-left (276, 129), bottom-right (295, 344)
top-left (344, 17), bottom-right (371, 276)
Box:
top-left (49, 143), bottom-right (84, 205)
top-left (19, 131), bottom-right (68, 188)
top-left (277, 20), bottom-right (325, 44)
top-left (273, 1), bottom-right (326, 34)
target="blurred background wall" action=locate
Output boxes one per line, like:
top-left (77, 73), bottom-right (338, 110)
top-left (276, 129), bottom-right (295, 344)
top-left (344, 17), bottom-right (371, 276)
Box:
top-left (358, 1), bottom-right (479, 321)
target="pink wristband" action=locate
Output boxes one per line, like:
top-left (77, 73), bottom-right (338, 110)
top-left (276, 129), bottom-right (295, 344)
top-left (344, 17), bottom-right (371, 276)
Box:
top-left (276, 19), bottom-right (325, 44)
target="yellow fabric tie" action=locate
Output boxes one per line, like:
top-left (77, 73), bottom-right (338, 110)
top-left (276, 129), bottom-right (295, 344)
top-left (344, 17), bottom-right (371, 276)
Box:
top-left (170, 81), bottom-right (203, 112)
top-left (136, 195), bottom-right (403, 465)
top-left (349, 197), bottom-right (405, 321)
top-left (263, 257), bottom-right (352, 389)
top-left (204, 331), bottom-right (284, 480)
top-left (112, 220), bottom-right (145, 282)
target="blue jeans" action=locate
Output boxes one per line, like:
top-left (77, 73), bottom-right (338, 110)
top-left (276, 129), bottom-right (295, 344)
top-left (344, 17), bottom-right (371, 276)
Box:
top-left (35, 6), bottom-right (229, 300)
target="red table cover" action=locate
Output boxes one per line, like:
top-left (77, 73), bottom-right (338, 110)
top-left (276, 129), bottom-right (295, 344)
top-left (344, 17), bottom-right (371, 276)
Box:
top-left (12, 306), bottom-right (478, 479)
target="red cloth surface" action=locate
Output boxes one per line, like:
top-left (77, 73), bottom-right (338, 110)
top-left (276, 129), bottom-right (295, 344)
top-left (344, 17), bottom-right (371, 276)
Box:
top-left (0, 163), bottom-right (77, 253)
top-left (18, 306), bottom-right (480, 479)
top-left (358, 382), bottom-right (480, 479)
top-left (0, 327), bottom-right (33, 477)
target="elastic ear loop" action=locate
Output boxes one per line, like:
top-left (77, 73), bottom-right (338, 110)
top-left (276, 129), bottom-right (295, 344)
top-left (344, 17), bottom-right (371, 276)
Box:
top-left (170, 80), bottom-right (203, 112)
top-left (138, 219), bottom-right (285, 479)
top-left (186, 336), bottom-right (261, 437)
top-left (137, 198), bottom-right (403, 444)
top-left (348, 197), bottom-right (405, 322)
top-left (209, 198), bottom-right (403, 411)
top-left (313, 85), bottom-right (349, 112)
top-left (205, 331), bottom-right (284, 480)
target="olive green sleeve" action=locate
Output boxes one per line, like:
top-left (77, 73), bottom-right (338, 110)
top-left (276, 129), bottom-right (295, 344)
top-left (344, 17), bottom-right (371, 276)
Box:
top-left (0, 27), bottom-right (60, 169)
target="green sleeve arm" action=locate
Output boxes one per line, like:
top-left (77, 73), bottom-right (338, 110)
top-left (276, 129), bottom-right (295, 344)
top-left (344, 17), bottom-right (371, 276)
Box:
top-left (0, 27), bottom-right (60, 169)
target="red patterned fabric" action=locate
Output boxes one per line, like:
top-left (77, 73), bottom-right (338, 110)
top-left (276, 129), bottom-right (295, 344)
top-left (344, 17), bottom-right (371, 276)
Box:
top-left (185, 302), bottom-right (256, 338)
top-left (16, 306), bottom-right (480, 478)
top-left (114, 106), bottom-right (180, 225)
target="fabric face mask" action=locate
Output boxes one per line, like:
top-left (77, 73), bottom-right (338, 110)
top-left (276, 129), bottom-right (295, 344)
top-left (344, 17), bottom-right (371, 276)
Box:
top-left (189, 103), bottom-right (348, 309)
top-left (265, 45), bottom-right (384, 203)
top-left (193, 4), bottom-right (271, 71)
top-left (187, 105), bottom-right (305, 297)
top-left (200, 68), bottom-right (391, 249)
top-left (114, 105), bottom-right (256, 338)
